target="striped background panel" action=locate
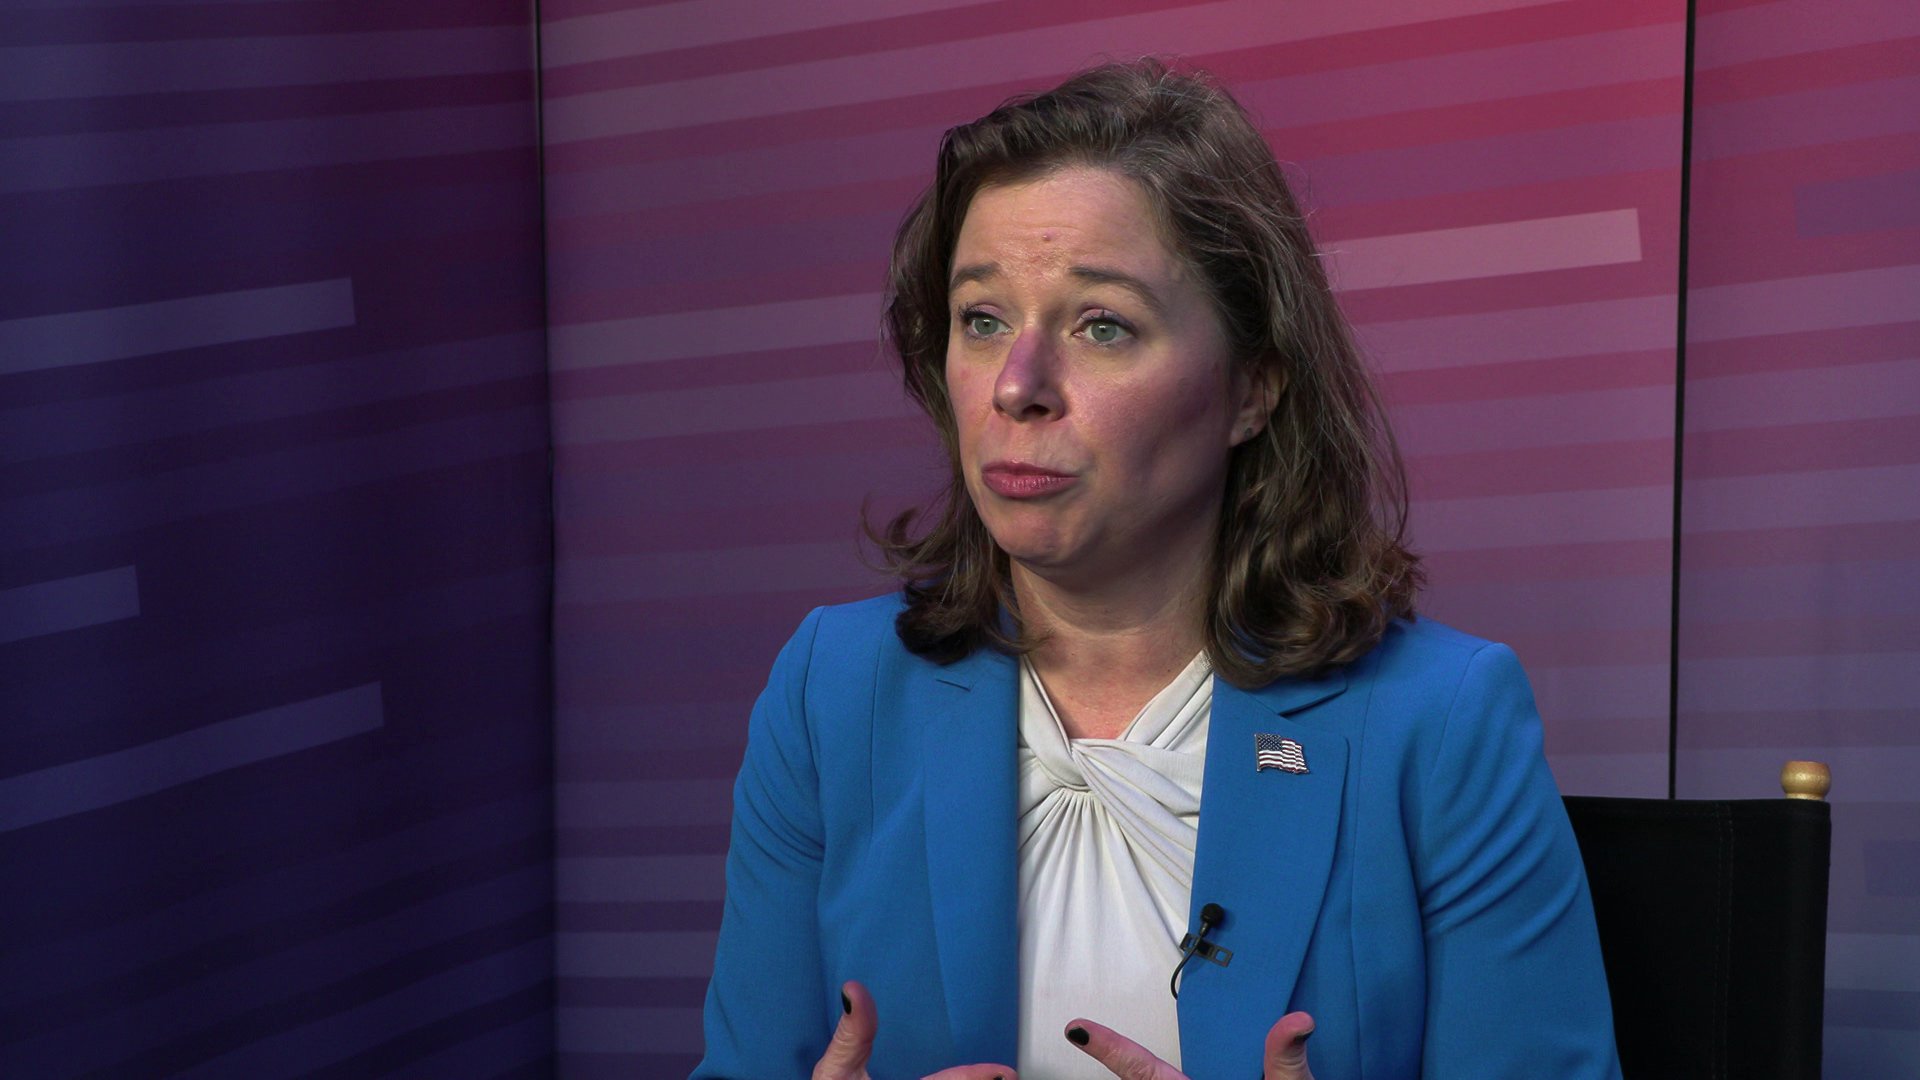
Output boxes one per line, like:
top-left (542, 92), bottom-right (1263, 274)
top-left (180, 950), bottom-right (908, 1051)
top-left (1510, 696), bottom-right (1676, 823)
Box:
top-left (1677, 0), bottom-right (1920, 1073)
top-left (0, 3), bottom-right (554, 1078)
top-left (541, 0), bottom-right (1687, 1073)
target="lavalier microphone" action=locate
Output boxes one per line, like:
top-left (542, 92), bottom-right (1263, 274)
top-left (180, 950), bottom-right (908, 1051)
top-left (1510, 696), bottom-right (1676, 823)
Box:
top-left (1170, 902), bottom-right (1233, 999)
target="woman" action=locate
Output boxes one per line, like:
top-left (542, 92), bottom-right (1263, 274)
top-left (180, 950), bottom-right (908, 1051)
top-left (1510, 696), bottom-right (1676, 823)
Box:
top-left (692, 61), bottom-right (1619, 1080)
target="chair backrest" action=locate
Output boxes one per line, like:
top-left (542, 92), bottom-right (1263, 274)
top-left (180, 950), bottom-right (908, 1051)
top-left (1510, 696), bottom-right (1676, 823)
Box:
top-left (1563, 793), bottom-right (1831, 1080)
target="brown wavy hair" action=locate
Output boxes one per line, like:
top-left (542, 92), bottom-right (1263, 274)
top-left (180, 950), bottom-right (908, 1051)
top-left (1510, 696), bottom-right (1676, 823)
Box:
top-left (869, 58), bottom-right (1422, 688)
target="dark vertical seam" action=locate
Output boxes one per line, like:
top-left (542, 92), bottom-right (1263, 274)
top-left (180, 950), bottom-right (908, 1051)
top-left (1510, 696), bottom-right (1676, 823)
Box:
top-left (1713, 804), bottom-right (1734, 1079)
top-left (1668, 0), bottom-right (1700, 801)
top-left (530, 0), bottom-right (558, 1014)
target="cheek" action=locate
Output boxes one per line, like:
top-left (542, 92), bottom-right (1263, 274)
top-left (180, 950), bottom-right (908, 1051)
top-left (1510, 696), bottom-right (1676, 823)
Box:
top-left (944, 358), bottom-right (991, 433)
top-left (1094, 372), bottom-right (1229, 463)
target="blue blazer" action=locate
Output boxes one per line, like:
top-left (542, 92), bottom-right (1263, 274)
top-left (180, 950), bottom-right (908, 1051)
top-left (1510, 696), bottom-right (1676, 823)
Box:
top-left (694, 595), bottom-right (1621, 1079)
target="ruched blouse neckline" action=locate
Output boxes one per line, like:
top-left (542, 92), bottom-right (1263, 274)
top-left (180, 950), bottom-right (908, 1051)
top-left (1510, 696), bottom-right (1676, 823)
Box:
top-left (1014, 651), bottom-right (1212, 1079)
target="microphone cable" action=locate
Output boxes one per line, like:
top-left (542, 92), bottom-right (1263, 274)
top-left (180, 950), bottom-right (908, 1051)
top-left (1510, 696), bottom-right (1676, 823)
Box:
top-left (1170, 902), bottom-right (1227, 999)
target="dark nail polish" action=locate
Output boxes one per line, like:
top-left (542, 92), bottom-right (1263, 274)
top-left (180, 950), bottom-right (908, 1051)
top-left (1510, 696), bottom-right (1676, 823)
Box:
top-left (1292, 1029), bottom-right (1313, 1046)
top-left (1067, 1027), bottom-right (1090, 1046)
top-left (841, 991), bottom-right (851, 1015)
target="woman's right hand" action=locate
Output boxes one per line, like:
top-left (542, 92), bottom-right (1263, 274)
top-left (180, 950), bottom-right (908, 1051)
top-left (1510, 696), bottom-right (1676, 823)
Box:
top-left (814, 981), bottom-right (1018, 1080)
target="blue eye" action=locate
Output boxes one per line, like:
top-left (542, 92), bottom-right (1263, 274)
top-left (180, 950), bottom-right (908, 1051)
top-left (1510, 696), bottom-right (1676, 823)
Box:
top-left (963, 312), bottom-right (1003, 337)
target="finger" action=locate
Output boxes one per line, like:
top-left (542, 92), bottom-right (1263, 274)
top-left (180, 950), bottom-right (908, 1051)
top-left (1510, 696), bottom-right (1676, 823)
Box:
top-left (1262, 1011), bottom-right (1316, 1080)
top-left (812, 981), bottom-right (878, 1080)
top-left (1064, 1018), bottom-right (1186, 1080)
top-left (921, 1065), bottom-right (1017, 1080)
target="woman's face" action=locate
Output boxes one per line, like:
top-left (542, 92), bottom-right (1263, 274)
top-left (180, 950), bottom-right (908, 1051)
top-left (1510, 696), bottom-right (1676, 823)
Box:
top-left (945, 166), bottom-right (1265, 587)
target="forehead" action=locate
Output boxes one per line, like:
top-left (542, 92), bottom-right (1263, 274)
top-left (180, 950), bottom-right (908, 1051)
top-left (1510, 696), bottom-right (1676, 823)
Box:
top-left (951, 167), bottom-right (1181, 277)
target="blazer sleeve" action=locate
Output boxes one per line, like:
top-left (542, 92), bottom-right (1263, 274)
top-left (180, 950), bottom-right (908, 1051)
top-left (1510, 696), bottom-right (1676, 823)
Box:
top-left (692, 607), bottom-right (833, 1080)
top-left (1409, 643), bottom-right (1623, 1079)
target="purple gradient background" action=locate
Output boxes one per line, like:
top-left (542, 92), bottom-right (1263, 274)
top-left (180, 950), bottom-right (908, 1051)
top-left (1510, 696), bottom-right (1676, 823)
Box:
top-left (1, 0), bottom-right (1913, 1076)
top-left (1676, 1), bottom-right (1920, 1073)
top-left (541, 0), bottom-right (1693, 1075)
top-left (542, 0), bottom-right (1916, 1075)
top-left (0, 3), bottom-right (554, 1078)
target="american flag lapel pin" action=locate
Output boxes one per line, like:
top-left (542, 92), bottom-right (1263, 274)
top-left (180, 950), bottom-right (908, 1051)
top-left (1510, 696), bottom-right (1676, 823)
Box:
top-left (1255, 733), bottom-right (1309, 774)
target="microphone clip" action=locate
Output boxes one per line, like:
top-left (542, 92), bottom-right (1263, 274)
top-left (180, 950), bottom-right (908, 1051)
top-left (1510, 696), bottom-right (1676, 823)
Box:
top-left (1174, 932), bottom-right (1234, 969)
top-left (1170, 902), bottom-right (1233, 999)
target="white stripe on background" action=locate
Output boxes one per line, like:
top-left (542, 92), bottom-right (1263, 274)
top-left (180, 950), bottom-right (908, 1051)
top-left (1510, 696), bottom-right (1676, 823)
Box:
top-left (553, 371), bottom-right (914, 444)
top-left (1325, 209), bottom-right (1643, 291)
top-left (1689, 263), bottom-right (1920, 342)
top-left (0, 566), bottom-right (138, 645)
top-left (0, 26), bottom-right (529, 102)
top-left (0, 280), bottom-right (354, 375)
top-left (558, 1007), bottom-right (705, 1053)
top-left (556, 541), bottom-right (885, 604)
top-left (557, 932), bottom-right (719, 978)
top-left (558, 780), bottom-right (735, 828)
top-left (557, 855), bottom-right (726, 902)
top-left (1828, 933), bottom-right (1920, 992)
top-left (542, 0), bottom-right (1569, 142)
top-left (0, 683), bottom-right (383, 833)
top-left (543, 0), bottom-right (992, 64)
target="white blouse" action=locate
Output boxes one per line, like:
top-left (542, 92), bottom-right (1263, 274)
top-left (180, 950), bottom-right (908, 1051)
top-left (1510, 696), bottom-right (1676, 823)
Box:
top-left (1015, 651), bottom-right (1213, 1079)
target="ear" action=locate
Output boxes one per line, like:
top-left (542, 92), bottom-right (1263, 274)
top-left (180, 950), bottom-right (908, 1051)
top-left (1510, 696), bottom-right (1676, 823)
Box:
top-left (1231, 360), bottom-right (1285, 445)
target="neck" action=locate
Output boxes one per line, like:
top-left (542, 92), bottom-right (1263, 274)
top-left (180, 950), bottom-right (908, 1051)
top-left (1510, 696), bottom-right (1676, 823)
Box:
top-left (1011, 528), bottom-right (1214, 739)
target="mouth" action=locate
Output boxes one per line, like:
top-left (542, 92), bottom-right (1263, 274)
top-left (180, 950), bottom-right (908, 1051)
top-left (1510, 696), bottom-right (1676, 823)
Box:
top-left (980, 460), bottom-right (1078, 500)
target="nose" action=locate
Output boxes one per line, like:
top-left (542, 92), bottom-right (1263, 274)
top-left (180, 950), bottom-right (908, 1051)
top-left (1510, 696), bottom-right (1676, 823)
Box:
top-left (993, 324), bottom-right (1066, 421)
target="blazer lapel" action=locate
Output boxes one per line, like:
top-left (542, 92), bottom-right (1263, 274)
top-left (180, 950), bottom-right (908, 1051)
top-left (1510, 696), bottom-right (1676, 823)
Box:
top-left (918, 647), bottom-right (1020, 1065)
top-left (1179, 669), bottom-right (1350, 1079)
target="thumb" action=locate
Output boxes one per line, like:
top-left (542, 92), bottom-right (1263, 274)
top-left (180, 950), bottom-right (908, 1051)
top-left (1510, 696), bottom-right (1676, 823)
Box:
top-left (813, 981), bottom-right (878, 1080)
top-left (921, 1066), bottom-right (1017, 1080)
top-left (1262, 1011), bottom-right (1315, 1080)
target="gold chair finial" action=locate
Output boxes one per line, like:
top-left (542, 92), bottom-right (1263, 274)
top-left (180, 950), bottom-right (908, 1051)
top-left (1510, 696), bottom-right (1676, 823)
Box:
top-left (1781, 761), bottom-right (1831, 801)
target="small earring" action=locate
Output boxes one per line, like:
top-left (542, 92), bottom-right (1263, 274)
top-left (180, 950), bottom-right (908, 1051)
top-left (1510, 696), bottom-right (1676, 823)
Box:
top-left (1243, 426), bottom-right (1255, 440)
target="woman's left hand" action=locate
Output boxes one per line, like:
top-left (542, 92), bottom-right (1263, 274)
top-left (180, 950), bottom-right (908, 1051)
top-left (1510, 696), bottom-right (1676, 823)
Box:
top-left (1064, 1011), bottom-right (1315, 1080)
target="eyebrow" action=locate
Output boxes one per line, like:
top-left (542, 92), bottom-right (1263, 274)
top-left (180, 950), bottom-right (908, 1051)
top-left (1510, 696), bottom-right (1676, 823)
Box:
top-left (948, 262), bottom-right (1000, 293)
top-left (1068, 264), bottom-right (1169, 318)
top-left (947, 261), bottom-right (1170, 318)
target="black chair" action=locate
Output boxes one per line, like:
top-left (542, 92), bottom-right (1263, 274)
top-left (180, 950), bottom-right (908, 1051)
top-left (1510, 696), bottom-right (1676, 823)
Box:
top-left (1564, 762), bottom-right (1832, 1080)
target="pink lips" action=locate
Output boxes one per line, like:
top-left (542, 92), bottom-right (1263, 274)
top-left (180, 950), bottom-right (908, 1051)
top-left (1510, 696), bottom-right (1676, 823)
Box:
top-left (981, 461), bottom-right (1077, 499)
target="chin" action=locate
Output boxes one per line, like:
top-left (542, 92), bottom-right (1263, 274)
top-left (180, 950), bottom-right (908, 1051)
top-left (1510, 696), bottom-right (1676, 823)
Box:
top-left (984, 527), bottom-right (1079, 572)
